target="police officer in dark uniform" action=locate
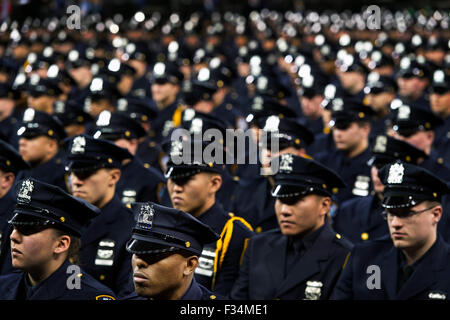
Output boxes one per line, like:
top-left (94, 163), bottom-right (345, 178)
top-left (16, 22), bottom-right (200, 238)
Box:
top-left (92, 110), bottom-right (165, 204)
top-left (363, 72), bottom-right (396, 140)
top-left (331, 161), bottom-right (450, 300)
top-left (0, 178), bottom-right (116, 300)
top-left (315, 98), bottom-right (375, 204)
top-left (0, 82), bottom-right (23, 147)
top-left (335, 54), bottom-right (368, 102)
top-left (85, 75), bottom-right (120, 120)
top-left (124, 44), bottom-right (152, 99)
top-left (231, 115), bottom-right (315, 233)
top-left (53, 99), bottom-right (93, 138)
top-left (237, 95), bottom-right (299, 180)
top-left (165, 138), bottom-right (254, 296)
top-left (333, 135), bottom-right (428, 244)
top-left (430, 70), bottom-right (450, 164)
top-left (25, 74), bottom-right (62, 115)
top-left (162, 109), bottom-right (238, 211)
top-left (16, 108), bottom-right (67, 191)
top-left (389, 100), bottom-right (450, 181)
top-left (150, 61), bottom-right (184, 143)
top-left (395, 57), bottom-right (431, 106)
top-left (231, 154), bottom-right (353, 300)
top-left (124, 201), bottom-right (223, 300)
top-left (65, 135), bottom-right (135, 298)
top-left (298, 71), bottom-right (329, 137)
top-left (116, 97), bottom-right (164, 172)
top-left (0, 140), bottom-right (30, 275)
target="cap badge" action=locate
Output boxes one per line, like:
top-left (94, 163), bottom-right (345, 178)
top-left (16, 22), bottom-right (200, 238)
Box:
top-left (263, 115), bottom-right (280, 132)
top-left (23, 108), bottom-right (35, 122)
top-left (96, 111), bottom-right (111, 126)
top-left (137, 203), bottom-right (154, 230)
top-left (71, 136), bottom-right (86, 154)
top-left (433, 70), bottom-right (445, 83)
top-left (387, 163), bottom-right (405, 184)
top-left (170, 140), bottom-right (184, 159)
top-left (279, 154), bottom-right (294, 172)
top-left (373, 135), bottom-right (387, 153)
top-left (18, 179), bottom-right (34, 204)
top-left (153, 62), bottom-right (165, 76)
top-left (398, 105), bottom-right (411, 120)
top-left (190, 118), bottom-right (203, 134)
top-left (183, 108), bottom-right (196, 122)
top-left (304, 281), bottom-right (323, 300)
top-left (117, 98), bottom-right (128, 111)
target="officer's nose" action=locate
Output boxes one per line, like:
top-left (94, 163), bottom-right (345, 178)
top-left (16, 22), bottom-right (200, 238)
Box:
top-left (389, 215), bottom-right (404, 229)
top-left (279, 204), bottom-right (293, 217)
top-left (133, 254), bottom-right (149, 269)
top-left (10, 228), bottom-right (22, 244)
top-left (70, 173), bottom-right (83, 186)
top-left (171, 181), bottom-right (184, 193)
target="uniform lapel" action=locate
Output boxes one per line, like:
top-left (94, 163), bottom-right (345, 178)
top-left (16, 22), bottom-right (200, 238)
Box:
top-left (30, 260), bottom-right (71, 300)
top-left (81, 196), bottom-right (119, 247)
top-left (265, 234), bottom-right (287, 294)
top-left (396, 238), bottom-right (446, 300)
top-left (380, 246), bottom-right (398, 300)
top-left (274, 224), bottom-right (333, 297)
top-left (3, 273), bottom-right (22, 299)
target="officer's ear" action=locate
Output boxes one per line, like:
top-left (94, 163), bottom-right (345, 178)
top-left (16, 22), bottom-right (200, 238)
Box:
top-left (183, 255), bottom-right (199, 276)
top-left (318, 196), bottom-right (331, 217)
top-left (424, 130), bottom-right (434, 145)
top-left (208, 173), bottom-right (222, 193)
top-left (428, 202), bottom-right (442, 226)
top-left (52, 231), bottom-right (71, 256)
top-left (108, 168), bottom-right (121, 185)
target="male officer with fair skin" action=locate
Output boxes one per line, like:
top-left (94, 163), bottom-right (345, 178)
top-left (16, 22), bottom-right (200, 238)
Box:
top-left (150, 61), bottom-right (184, 143)
top-left (231, 154), bottom-right (353, 300)
top-left (429, 70), bottom-right (450, 163)
top-left (333, 135), bottom-right (428, 244)
top-left (92, 110), bottom-right (165, 204)
top-left (331, 161), bottom-right (450, 300)
top-left (66, 135), bottom-right (136, 298)
top-left (314, 98), bottom-right (375, 203)
top-left (124, 202), bottom-right (221, 300)
top-left (16, 108), bottom-right (67, 191)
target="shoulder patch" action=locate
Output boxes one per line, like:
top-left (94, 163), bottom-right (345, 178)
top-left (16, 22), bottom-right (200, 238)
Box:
top-left (96, 294), bottom-right (115, 300)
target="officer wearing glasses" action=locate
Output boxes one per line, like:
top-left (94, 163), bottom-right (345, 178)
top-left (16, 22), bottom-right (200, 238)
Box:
top-left (331, 161), bottom-right (450, 300)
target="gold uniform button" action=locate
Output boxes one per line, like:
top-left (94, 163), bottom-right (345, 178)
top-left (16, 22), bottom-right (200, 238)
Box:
top-left (336, 233), bottom-right (342, 239)
top-left (361, 232), bottom-right (369, 241)
top-left (437, 157), bottom-right (444, 164)
top-left (210, 295), bottom-right (216, 300)
top-left (255, 227), bottom-right (262, 233)
top-left (100, 275), bottom-right (105, 281)
top-left (60, 217), bottom-right (65, 223)
top-left (144, 163), bottom-right (150, 168)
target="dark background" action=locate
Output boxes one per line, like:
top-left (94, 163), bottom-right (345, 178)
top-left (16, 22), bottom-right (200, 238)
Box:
top-left (4, 0), bottom-right (450, 22)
